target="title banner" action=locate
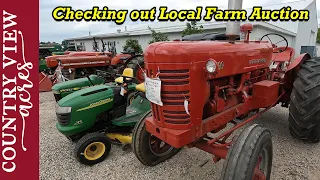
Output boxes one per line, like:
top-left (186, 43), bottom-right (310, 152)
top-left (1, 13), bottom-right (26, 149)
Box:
top-left (52, 6), bottom-right (310, 24)
top-left (1, 0), bottom-right (39, 179)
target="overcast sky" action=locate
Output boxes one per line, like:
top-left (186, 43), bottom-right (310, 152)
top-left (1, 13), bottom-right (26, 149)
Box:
top-left (40, 0), bottom-right (320, 42)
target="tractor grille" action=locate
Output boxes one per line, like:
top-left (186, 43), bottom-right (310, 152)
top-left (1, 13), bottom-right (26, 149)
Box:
top-left (148, 67), bottom-right (191, 125)
top-left (56, 112), bottom-right (71, 126)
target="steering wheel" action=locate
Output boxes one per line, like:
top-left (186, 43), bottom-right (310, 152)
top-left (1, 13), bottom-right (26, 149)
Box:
top-left (260, 33), bottom-right (288, 53)
top-left (95, 69), bottom-right (113, 80)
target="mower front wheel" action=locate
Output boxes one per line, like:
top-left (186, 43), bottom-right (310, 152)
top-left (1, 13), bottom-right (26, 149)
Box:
top-left (132, 111), bottom-right (181, 166)
top-left (221, 124), bottom-right (273, 180)
top-left (74, 132), bottom-right (111, 166)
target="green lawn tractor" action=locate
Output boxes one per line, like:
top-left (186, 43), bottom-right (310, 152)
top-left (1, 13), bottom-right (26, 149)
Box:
top-left (55, 73), bottom-right (151, 165)
top-left (52, 68), bottom-right (137, 103)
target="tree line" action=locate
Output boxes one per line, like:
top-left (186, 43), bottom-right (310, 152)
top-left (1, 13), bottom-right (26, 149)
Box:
top-left (123, 21), bottom-right (204, 53)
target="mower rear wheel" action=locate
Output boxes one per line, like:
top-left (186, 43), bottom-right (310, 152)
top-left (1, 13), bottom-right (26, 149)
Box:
top-left (74, 132), bottom-right (111, 166)
top-left (221, 124), bottom-right (272, 180)
top-left (289, 58), bottom-right (320, 143)
top-left (131, 111), bottom-right (181, 166)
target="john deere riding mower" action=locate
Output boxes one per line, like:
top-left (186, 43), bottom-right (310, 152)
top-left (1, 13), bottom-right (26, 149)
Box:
top-left (55, 68), bottom-right (150, 165)
top-left (52, 68), bottom-right (137, 103)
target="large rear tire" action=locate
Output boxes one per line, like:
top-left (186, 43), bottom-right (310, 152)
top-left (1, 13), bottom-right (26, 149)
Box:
top-left (289, 58), bottom-right (320, 143)
top-left (221, 124), bottom-right (273, 180)
top-left (131, 111), bottom-right (181, 166)
top-left (125, 55), bottom-right (145, 83)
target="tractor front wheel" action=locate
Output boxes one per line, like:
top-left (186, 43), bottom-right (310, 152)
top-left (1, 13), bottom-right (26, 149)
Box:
top-left (74, 132), bottom-right (111, 166)
top-left (289, 58), bottom-right (320, 143)
top-left (221, 124), bottom-right (273, 180)
top-left (131, 111), bottom-right (181, 166)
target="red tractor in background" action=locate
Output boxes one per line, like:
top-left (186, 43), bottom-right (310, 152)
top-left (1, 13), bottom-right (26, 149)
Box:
top-left (131, 0), bottom-right (319, 179)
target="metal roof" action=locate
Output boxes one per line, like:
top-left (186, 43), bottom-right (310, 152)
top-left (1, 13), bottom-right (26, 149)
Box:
top-left (64, 0), bottom-right (315, 41)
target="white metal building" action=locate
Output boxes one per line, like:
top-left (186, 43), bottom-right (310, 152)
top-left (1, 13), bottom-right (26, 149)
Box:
top-left (65, 0), bottom-right (318, 57)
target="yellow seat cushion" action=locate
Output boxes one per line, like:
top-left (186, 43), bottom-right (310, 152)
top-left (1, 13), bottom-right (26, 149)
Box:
top-left (115, 77), bottom-right (124, 83)
top-left (135, 83), bottom-right (145, 92)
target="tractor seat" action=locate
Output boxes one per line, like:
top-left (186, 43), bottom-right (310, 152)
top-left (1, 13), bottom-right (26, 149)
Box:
top-left (115, 68), bottom-right (133, 84)
top-left (135, 83), bottom-right (145, 92)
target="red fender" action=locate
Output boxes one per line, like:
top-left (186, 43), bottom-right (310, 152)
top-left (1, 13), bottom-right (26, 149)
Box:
top-left (281, 53), bottom-right (311, 104)
top-left (285, 53), bottom-right (311, 73)
top-left (272, 47), bottom-right (295, 63)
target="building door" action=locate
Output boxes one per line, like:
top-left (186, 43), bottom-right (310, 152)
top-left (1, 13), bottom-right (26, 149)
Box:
top-left (300, 46), bottom-right (316, 57)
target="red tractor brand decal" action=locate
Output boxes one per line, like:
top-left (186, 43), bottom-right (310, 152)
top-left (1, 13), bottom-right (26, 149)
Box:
top-left (62, 61), bottom-right (108, 66)
top-left (249, 58), bottom-right (266, 65)
top-left (217, 61), bottom-right (224, 70)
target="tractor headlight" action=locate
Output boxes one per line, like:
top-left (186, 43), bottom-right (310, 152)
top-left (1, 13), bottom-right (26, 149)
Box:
top-left (206, 60), bottom-right (216, 73)
top-left (55, 104), bottom-right (72, 114)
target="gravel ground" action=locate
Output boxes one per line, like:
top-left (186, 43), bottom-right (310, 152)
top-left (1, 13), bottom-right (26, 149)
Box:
top-left (40, 91), bottom-right (320, 180)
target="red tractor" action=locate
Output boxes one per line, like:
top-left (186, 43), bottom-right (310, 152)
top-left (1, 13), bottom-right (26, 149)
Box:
top-left (131, 1), bottom-right (319, 179)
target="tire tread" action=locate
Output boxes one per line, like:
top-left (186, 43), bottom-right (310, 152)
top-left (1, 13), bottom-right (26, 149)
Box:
top-left (289, 58), bottom-right (320, 143)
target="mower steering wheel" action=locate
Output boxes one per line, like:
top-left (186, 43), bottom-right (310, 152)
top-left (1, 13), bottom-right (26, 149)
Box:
top-left (260, 33), bottom-right (288, 53)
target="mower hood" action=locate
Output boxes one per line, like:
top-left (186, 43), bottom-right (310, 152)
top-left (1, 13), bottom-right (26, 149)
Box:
top-left (58, 84), bottom-right (114, 108)
top-left (52, 75), bottom-right (105, 94)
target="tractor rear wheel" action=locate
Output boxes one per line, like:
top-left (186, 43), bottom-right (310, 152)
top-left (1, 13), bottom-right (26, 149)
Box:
top-left (127, 91), bottom-right (135, 106)
top-left (74, 132), bottom-right (111, 166)
top-left (289, 58), bottom-right (320, 143)
top-left (221, 124), bottom-right (272, 180)
top-left (134, 64), bottom-right (145, 83)
top-left (131, 111), bottom-right (181, 166)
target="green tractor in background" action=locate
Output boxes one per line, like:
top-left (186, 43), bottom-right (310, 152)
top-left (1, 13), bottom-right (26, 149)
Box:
top-left (55, 66), bottom-right (151, 165)
top-left (39, 43), bottom-right (63, 74)
top-left (53, 68), bottom-right (138, 104)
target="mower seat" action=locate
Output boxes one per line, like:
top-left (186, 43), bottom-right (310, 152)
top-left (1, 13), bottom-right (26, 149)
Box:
top-left (115, 68), bottom-right (134, 84)
top-left (135, 83), bottom-right (145, 92)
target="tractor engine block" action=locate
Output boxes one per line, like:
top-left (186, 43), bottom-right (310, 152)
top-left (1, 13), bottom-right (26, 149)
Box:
top-left (202, 68), bottom-right (269, 120)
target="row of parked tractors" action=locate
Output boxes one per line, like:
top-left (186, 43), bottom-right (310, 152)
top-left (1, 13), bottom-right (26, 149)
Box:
top-left (46, 6), bottom-right (320, 180)
top-left (39, 37), bottom-right (145, 92)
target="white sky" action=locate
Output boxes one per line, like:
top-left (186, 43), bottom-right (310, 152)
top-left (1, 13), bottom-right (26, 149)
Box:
top-left (40, 0), bottom-right (320, 42)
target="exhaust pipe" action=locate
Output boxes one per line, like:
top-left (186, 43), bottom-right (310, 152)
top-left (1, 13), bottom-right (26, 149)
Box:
top-left (226, 0), bottom-right (243, 42)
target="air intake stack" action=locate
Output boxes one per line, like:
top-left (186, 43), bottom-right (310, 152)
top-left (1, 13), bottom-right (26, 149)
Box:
top-left (226, 0), bottom-right (243, 43)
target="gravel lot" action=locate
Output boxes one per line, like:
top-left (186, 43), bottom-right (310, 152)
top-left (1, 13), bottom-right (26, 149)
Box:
top-left (40, 91), bottom-right (320, 180)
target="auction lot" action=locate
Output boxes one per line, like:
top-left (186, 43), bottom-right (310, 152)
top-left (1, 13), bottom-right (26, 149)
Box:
top-left (40, 91), bottom-right (320, 180)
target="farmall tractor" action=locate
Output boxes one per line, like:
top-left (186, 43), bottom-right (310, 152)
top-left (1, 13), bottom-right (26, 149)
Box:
top-left (131, 0), bottom-right (320, 179)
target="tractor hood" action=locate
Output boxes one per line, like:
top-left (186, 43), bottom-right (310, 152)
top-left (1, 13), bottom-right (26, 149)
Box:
top-left (144, 41), bottom-right (272, 64)
top-left (56, 84), bottom-right (116, 137)
top-left (52, 75), bottom-right (105, 94)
